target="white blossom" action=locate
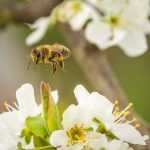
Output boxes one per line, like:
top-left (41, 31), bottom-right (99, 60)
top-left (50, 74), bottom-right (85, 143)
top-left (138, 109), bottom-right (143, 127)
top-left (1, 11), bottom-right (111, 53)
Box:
top-left (84, 0), bottom-right (150, 57)
top-left (73, 85), bottom-right (148, 145)
top-left (0, 83), bottom-right (58, 149)
top-left (25, 0), bottom-right (150, 57)
top-left (50, 104), bottom-right (108, 150)
top-left (26, 17), bottom-right (50, 46)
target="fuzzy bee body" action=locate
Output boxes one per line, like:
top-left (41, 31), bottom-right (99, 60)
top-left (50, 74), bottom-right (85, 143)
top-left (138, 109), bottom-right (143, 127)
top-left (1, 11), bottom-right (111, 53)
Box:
top-left (30, 44), bottom-right (71, 73)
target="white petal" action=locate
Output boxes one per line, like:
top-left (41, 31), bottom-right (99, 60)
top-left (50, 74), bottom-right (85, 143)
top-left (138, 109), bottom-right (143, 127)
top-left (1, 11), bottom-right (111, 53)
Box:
top-left (16, 83), bottom-right (39, 117)
top-left (0, 111), bottom-right (22, 149)
top-left (85, 92), bottom-right (114, 127)
top-left (108, 140), bottom-right (131, 150)
top-left (62, 104), bottom-right (91, 129)
top-left (74, 84), bottom-right (90, 105)
top-left (111, 123), bottom-right (146, 145)
top-left (87, 92), bottom-right (114, 114)
top-left (26, 17), bottom-right (49, 45)
top-left (118, 29), bottom-right (148, 57)
top-left (0, 111), bottom-right (22, 137)
top-left (50, 130), bottom-right (68, 147)
top-left (58, 144), bottom-right (83, 150)
top-left (109, 28), bottom-right (126, 46)
top-left (85, 20), bottom-right (112, 49)
top-left (137, 19), bottom-right (150, 33)
top-left (89, 134), bottom-right (108, 150)
top-left (51, 90), bottom-right (59, 104)
top-left (69, 4), bottom-right (92, 31)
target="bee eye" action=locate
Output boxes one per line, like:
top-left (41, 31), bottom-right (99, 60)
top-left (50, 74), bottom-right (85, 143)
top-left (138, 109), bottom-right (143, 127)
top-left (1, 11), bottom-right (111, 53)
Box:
top-left (61, 49), bottom-right (70, 58)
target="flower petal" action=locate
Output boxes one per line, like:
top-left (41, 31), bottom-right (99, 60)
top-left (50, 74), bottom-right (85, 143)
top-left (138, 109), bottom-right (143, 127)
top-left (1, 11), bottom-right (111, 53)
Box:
top-left (85, 20), bottom-right (112, 49)
top-left (85, 92), bottom-right (114, 127)
top-left (87, 92), bottom-right (114, 114)
top-left (108, 140), bottom-right (131, 150)
top-left (58, 144), bottom-right (83, 150)
top-left (111, 123), bottom-right (146, 145)
top-left (89, 134), bottom-right (108, 150)
top-left (62, 104), bottom-right (91, 129)
top-left (0, 111), bottom-right (22, 137)
top-left (16, 83), bottom-right (39, 117)
top-left (0, 111), bottom-right (22, 149)
top-left (118, 29), bottom-right (148, 57)
top-left (74, 84), bottom-right (90, 105)
top-left (50, 130), bottom-right (68, 147)
top-left (69, 4), bottom-right (92, 31)
top-left (26, 17), bottom-right (49, 45)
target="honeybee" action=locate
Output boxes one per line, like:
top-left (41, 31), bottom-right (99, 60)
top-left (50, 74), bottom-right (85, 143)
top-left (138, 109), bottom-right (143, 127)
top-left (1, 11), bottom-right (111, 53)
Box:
top-left (29, 43), bottom-right (71, 73)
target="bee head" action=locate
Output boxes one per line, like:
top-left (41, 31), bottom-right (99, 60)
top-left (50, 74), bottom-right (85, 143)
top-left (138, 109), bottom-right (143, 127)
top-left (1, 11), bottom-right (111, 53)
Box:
top-left (31, 48), bottom-right (42, 64)
top-left (60, 46), bottom-right (71, 59)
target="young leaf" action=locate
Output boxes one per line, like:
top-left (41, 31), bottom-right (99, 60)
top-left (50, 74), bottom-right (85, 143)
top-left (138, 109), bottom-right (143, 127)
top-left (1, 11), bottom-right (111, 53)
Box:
top-left (33, 135), bottom-right (56, 150)
top-left (40, 82), bottom-right (61, 132)
top-left (25, 115), bottom-right (48, 138)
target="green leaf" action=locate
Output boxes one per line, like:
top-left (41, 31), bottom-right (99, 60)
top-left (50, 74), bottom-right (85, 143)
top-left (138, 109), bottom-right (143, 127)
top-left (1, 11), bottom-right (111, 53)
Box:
top-left (33, 136), bottom-right (56, 150)
top-left (25, 115), bottom-right (48, 138)
top-left (21, 128), bottom-right (32, 144)
top-left (40, 82), bottom-right (61, 132)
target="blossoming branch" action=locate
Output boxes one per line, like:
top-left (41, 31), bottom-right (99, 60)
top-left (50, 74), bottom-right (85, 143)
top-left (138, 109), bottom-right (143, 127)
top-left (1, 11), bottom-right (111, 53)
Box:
top-left (0, 82), bottom-right (148, 149)
top-left (26, 0), bottom-right (150, 57)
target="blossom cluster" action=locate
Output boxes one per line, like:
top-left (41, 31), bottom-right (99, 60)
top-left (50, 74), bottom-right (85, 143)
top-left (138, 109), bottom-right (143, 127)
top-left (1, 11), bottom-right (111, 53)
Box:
top-left (26, 0), bottom-right (150, 57)
top-left (0, 82), bottom-right (148, 150)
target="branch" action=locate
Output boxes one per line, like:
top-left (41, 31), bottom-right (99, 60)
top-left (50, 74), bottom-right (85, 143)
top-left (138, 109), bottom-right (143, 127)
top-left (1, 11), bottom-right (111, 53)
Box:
top-left (0, 0), bottom-right (62, 27)
top-left (58, 24), bottom-right (150, 150)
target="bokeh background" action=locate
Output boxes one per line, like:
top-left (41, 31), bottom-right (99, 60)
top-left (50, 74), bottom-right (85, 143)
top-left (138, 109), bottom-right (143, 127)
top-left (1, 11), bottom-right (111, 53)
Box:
top-left (0, 24), bottom-right (150, 122)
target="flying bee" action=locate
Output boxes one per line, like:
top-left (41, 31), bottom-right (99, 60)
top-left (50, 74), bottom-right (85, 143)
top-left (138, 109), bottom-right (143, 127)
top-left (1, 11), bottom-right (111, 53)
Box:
top-left (29, 43), bottom-right (71, 73)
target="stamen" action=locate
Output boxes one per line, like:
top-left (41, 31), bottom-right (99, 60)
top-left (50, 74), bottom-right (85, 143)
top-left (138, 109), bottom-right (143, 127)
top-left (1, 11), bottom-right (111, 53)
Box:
top-left (135, 123), bottom-right (141, 128)
top-left (115, 103), bottom-right (133, 122)
top-left (115, 116), bottom-right (126, 124)
top-left (112, 100), bottom-right (119, 114)
top-left (126, 118), bottom-right (136, 124)
top-left (67, 124), bottom-right (87, 144)
top-left (4, 101), bottom-right (16, 111)
top-left (14, 102), bottom-right (19, 110)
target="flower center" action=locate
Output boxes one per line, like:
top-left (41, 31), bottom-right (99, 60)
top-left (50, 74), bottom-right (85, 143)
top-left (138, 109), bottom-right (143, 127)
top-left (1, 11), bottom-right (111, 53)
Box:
top-left (67, 124), bottom-right (87, 144)
top-left (106, 15), bottom-right (122, 27)
top-left (71, 1), bottom-right (82, 13)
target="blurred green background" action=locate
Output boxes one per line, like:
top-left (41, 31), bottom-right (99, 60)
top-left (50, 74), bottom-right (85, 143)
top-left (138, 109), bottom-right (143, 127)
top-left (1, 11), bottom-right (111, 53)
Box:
top-left (0, 24), bottom-right (150, 122)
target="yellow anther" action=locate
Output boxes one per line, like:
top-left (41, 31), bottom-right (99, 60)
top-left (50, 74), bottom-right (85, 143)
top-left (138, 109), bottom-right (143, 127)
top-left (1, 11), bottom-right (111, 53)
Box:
top-left (135, 124), bottom-right (141, 128)
top-left (115, 102), bottom-right (134, 122)
top-left (124, 111), bottom-right (130, 117)
top-left (114, 100), bottom-right (119, 105)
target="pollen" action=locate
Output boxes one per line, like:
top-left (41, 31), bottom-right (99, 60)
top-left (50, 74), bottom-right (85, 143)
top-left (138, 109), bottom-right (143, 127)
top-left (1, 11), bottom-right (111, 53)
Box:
top-left (67, 124), bottom-right (87, 145)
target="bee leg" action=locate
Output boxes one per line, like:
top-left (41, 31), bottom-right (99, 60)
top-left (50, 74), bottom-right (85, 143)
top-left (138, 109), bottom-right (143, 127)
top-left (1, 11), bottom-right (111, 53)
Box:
top-left (36, 58), bottom-right (39, 64)
top-left (52, 62), bottom-right (57, 74)
top-left (59, 61), bottom-right (64, 69)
